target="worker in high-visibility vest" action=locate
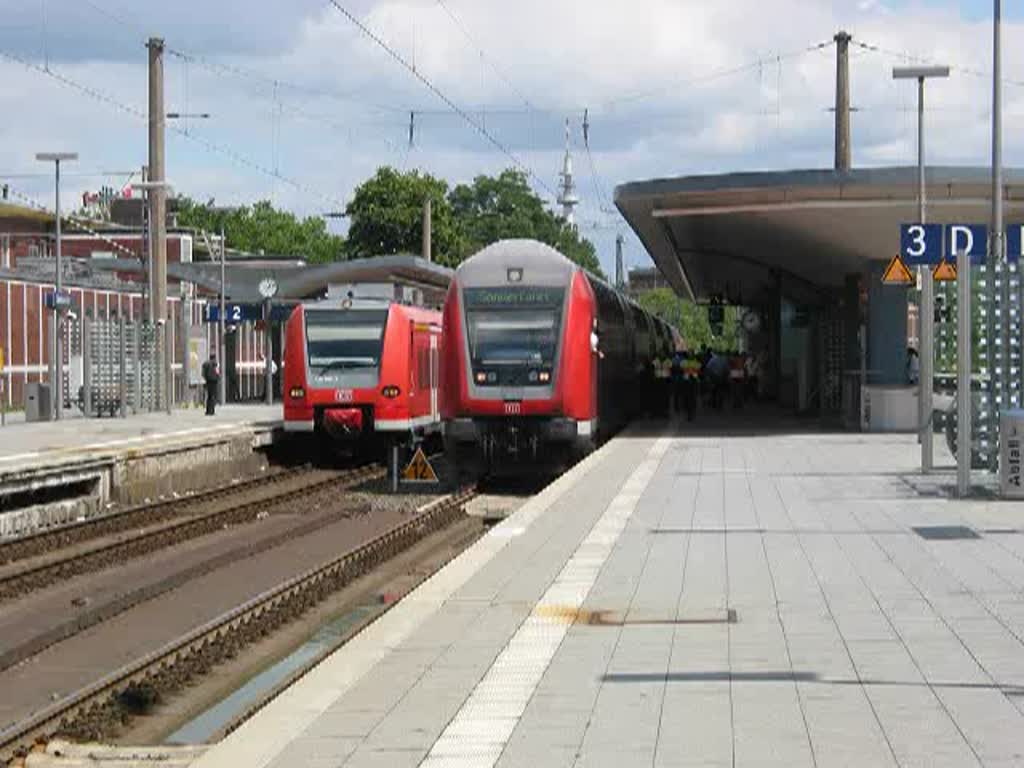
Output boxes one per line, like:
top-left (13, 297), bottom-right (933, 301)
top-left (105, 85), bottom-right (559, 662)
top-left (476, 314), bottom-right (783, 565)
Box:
top-left (653, 354), bottom-right (672, 416)
top-left (681, 353), bottom-right (702, 421)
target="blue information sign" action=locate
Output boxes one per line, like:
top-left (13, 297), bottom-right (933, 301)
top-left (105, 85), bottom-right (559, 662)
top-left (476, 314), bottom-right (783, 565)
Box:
top-left (205, 303), bottom-right (294, 323)
top-left (944, 224), bottom-right (987, 264)
top-left (900, 224), bottom-right (943, 265)
top-left (1006, 224), bottom-right (1024, 263)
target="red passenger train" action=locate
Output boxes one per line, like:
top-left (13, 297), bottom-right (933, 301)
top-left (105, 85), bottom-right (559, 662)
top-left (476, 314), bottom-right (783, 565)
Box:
top-left (283, 298), bottom-right (442, 452)
top-left (440, 239), bottom-right (675, 475)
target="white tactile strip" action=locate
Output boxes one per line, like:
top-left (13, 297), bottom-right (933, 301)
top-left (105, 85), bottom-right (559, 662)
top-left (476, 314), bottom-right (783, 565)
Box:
top-left (192, 432), bottom-right (651, 768)
top-left (421, 437), bottom-right (673, 768)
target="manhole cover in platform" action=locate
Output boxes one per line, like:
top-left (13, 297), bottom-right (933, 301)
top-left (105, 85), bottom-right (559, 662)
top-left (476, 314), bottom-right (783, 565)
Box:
top-left (912, 525), bottom-right (980, 541)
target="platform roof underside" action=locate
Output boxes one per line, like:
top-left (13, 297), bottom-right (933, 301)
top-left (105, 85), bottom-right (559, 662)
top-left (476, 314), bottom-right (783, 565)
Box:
top-left (615, 166), bottom-right (1024, 305)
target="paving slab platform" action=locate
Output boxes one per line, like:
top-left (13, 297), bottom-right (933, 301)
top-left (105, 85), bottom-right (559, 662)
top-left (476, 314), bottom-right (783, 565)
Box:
top-left (0, 405), bottom-right (281, 537)
top-left (195, 416), bottom-right (1024, 768)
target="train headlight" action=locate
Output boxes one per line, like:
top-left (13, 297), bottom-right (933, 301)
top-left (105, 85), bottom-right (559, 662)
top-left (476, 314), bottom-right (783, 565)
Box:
top-left (528, 370), bottom-right (539, 383)
top-left (381, 385), bottom-right (401, 399)
top-left (289, 387), bottom-right (305, 399)
top-left (475, 371), bottom-right (487, 384)
top-left (539, 371), bottom-right (551, 383)
top-left (487, 371), bottom-right (497, 383)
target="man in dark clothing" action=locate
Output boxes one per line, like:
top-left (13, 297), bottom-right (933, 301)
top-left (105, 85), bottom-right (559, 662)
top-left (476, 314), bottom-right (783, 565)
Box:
top-left (201, 354), bottom-right (220, 416)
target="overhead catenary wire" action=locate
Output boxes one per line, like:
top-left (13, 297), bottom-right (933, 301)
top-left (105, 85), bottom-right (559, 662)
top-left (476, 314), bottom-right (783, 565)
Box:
top-left (434, 0), bottom-right (537, 114)
top-left (326, 0), bottom-right (557, 199)
top-left (854, 39), bottom-right (1024, 88)
top-left (602, 39), bottom-right (835, 109)
top-left (4, 184), bottom-right (150, 262)
top-left (165, 46), bottom-right (408, 115)
top-left (0, 48), bottom-right (349, 210)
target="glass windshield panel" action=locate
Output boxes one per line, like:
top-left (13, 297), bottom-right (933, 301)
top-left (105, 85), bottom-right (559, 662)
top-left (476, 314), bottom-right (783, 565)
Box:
top-left (463, 287), bottom-right (564, 384)
top-left (468, 312), bottom-right (559, 365)
top-left (305, 309), bottom-right (388, 379)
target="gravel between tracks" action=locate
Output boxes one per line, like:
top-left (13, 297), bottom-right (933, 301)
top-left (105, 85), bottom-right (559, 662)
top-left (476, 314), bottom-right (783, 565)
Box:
top-left (0, 486), bottom-right (446, 733)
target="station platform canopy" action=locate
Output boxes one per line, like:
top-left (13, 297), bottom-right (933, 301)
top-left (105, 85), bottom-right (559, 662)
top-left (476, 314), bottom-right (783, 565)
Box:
top-left (91, 253), bottom-right (454, 304)
top-left (615, 166), bottom-right (1024, 305)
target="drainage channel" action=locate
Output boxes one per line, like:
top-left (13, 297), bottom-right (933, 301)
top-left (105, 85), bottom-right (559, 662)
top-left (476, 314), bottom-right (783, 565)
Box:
top-left (166, 603), bottom-right (379, 745)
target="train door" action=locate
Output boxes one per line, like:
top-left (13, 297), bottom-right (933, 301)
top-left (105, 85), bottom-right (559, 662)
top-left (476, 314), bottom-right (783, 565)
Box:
top-left (430, 332), bottom-right (439, 422)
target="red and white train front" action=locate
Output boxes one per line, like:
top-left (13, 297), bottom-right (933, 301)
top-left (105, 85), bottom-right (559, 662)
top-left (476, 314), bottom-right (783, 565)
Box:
top-left (284, 300), bottom-right (441, 448)
top-left (440, 240), bottom-right (604, 471)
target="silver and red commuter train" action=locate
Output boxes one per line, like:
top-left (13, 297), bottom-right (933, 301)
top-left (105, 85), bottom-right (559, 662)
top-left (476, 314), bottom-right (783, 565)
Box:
top-left (440, 239), bottom-right (675, 475)
top-left (283, 298), bottom-right (441, 451)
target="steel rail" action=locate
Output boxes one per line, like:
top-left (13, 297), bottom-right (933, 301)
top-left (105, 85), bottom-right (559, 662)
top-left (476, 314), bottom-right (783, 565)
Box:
top-left (0, 465), bottom-right (333, 565)
top-left (0, 465), bottom-right (384, 602)
top-left (0, 487), bottom-right (474, 764)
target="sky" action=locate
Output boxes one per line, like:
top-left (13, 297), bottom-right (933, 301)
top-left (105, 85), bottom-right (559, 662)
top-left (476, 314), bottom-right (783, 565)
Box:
top-left (0, 0), bottom-right (1021, 276)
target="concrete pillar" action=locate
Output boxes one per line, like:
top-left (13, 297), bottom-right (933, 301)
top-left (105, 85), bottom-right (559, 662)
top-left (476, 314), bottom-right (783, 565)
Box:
top-left (867, 261), bottom-right (909, 384)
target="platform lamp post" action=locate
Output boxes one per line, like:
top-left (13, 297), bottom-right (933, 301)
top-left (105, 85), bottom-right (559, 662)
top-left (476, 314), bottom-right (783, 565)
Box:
top-left (35, 152), bottom-right (77, 420)
top-left (133, 179), bottom-right (174, 412)
top-left (893, 65), bottom-right (949, 474)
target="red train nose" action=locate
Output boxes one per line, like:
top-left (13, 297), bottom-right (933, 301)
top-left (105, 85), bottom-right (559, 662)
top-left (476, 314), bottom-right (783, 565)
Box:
top-left (323, 407), bottom-right (364, 436)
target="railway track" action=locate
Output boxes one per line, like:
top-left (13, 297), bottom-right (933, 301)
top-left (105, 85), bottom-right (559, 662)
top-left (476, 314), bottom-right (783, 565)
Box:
top-left (0, 487), bottom-right (475, 766)
top-left (0, 465), bottom-right (350, 567)
top-left (0, 464), bottom-right (383, 604)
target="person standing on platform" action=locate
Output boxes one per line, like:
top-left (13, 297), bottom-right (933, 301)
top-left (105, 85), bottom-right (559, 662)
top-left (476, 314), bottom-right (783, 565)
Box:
top-left (729, 353), bottom-right (746, 409)
top-left (682, 352), bottom-right (702, 422)
top-left (671, 346), bottom-right (686, 418)
top-left (654, 353), bottom-right (672, 416)
top-left (706, 350), bottom-right (729, 410)
top-left (201, 354), bottom-right (220, 416)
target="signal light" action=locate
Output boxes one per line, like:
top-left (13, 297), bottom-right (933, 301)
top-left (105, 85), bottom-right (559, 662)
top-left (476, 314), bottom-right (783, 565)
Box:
top-left (289, 387), bottom-right (305, 399)
top-left (382, 385), bottom-right (401, 399)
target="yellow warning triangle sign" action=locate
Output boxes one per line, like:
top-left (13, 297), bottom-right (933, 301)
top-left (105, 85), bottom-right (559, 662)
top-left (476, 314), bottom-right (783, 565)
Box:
top-left (882, 254), bottom-right (914, 285)
top-left (402, 447), bottom-right (439, 483)
top-left (933, 259), bottom-right (957, 282)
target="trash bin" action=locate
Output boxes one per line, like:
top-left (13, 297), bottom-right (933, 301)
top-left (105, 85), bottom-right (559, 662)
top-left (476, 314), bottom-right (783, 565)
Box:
top-left (1000, 410), bottom-right (1024, 498)
top-left (25, 382), bottom-right (52, 422)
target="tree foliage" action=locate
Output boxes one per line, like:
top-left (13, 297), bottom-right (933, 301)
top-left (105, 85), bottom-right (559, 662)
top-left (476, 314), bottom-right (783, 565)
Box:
top-left (343, 167), bottom-right (463, 265)
top-left (636, 288), bottom-right (741, 350)
top-left (449, 170), bottom-right (603, 276)
top-left (176, 199), bottom-right (344, 264)
top-left (344, 167), bottom-right (604, 277)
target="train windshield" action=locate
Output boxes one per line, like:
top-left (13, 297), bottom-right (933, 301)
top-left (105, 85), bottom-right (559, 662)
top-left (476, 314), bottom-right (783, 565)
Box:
top-left (305, 309), bottom-right (388, 385)
top-left (463, 287), bottom-right (564, 385)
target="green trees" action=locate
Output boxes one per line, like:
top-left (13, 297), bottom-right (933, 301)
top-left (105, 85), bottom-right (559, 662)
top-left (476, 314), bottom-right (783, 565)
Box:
top-left (343, 167), bottom-right (462, 264)
top-left (448, 170), bottom-right (603, 276)
top-left (344, 167), bottom-right (604, 277)
top-left (176, 167), bottom-right (605, 277)
top-left (636, 288), bottom-right (741, 350)
top-left (176, 199), bottom-right (344, 264)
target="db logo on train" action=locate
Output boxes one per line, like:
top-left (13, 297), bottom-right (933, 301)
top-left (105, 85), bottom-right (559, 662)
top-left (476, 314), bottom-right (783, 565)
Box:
top-left (504, 401), bottom-right (522, 415)
top-left (335, 389), bottom-right (354, 403)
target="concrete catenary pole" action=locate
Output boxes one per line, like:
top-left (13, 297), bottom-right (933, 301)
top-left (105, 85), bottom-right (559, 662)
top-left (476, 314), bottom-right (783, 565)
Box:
top-left (147, 38), bottom-right (167, 323)
top-left (918, 76), bottom-right (935, 473)
top-left (422, 197), bottom-right (432, 263)
top-left (219, 226), bottom-right (227, 406)
top-left (958, 245), bottom-right (973, 497)
top-left (992, 1), bottom-right (1010, 424)
top-left (264, 298), bottom-right (273, 406)
top-left (834, 30), bottom-right (852, 172)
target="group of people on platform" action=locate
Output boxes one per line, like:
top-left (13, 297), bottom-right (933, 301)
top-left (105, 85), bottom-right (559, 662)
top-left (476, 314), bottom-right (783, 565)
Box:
top-left (651, 347), bottom-right (766, 422)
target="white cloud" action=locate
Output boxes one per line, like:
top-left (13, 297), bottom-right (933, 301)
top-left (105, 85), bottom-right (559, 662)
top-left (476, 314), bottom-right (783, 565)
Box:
top-left (0, 0), bottom-right (1020, 275)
